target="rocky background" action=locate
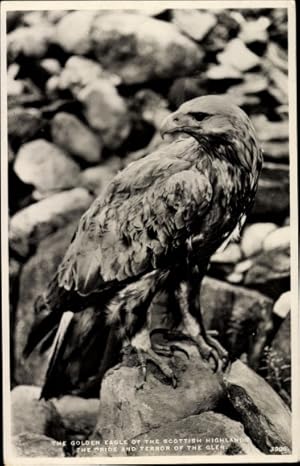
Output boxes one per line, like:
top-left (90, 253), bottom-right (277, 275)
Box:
top-left (6, 7), bottom-right (292, 459)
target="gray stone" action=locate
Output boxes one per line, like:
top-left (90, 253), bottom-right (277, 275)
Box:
top-left (252, 162), bottom-right (289, 220)
top-left (91, 12), bottom-right (203, 84)
top-left (131, 7), bottom-right (166, 17)
top-left (53, 396), bottom-right (99, 436)
top-left (172, 10), bottom-right (217, 42)
top-left (200, 277), bottom-right (273, 369)
top-left (273, 290), bottom-right (290, 318)
top-left (227, 73), bottom-right (268, 95)
top-left (8, 107), bottom-right (44, 145)
top-left (53, 56), bottom-right (120, 97)
top-left (206, 64), bottom-right (243, 80)
top-left (268, 68), bottom-right (288, 105)
top-left (251, 114), bottom-right (289, 142)
top-left (244, 245), bottom-right (290, 299)
top-left (217, 38), bottom-right (261, 72)
top-left (51, 113), bottom-right (102, 164)
top-left (14, 139), bottom-right (81, 196)
top-left (7, 24), bottom-right (54, 60)
top-left (12, 433), bottom-right (64, 457)
top-left (78, 80), bottom-right (130, 149)
top-left (225, 360), bottom-right (291, 453)
top-left (7, 64), bottom-right (25, 97)
top-left (133, 89), bottom-right (171, 129)
top-left (261, 141), bottom-right (289, 161)
top-left (132, 412), bottom-right (261, 456)
top-left (265, 312), bottom-right (291, 405)
top-left (9, 188), bottom-right (91, 258)
top-left (210, 243), bottom-right (242, 264)
top-left (263, 226), bottom-right (290, 252)
top-left (239, 17), bottom-right (270, 44)
top-left (80, 165), bottom-right (116, 197)
top-left (55, 10), bottom-right (99, 54)
top-left (241, 223), bottom-right (277, 258)
top-left (14, 221), bottom-right (80, 385)
top-left (40, 58), bottom-right (62, 76)
top-left (11, 385), bottom-right (65, 440)
top-left (92, 345), bottom-right (224, 442)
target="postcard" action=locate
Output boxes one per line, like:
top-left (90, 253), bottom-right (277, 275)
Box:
top-left (1, 1), bottom-right (298, 464)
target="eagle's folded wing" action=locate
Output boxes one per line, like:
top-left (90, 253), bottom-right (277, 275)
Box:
top-left (57, 146), bottom-right (213, 296)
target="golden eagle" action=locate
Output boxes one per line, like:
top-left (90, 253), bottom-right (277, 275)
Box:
top-left (24, 95), bottom-right (262, 398)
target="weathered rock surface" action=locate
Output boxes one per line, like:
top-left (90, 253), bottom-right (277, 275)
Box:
top-left (92, 345), bottom-right (224, 443)
top-left (225, 360), bottom-right (291, 453)
top-left (12, 433), bottom-right (64, 457)
top-left (14, 221), bottom-right (79, 385)
top-left (78, 80), bottom-right (130, 149)
top-left (241, 222), bottom-right (277, 258)
top-left (91, 12), bottom-right (204, 84)
top-left (9, 188), bottom-right (91, 258)
top-left (131, 412), bottom-right (260, 456)
top-left (53, 396), bottom-right (99, 436)
top-left (172, 10), bottom-right (217, 42)
top-left (51, 112), bottom-right (102, 164)
top-left (11, 385), bottom-right (65, 440)
top-left (14, 139), bottom-right (81, 195)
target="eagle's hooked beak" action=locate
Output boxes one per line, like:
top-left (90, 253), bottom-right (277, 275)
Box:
top-left (160, 111), bottom-right (198, 140)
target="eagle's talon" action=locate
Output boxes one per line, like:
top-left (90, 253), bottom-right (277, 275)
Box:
top-left (132, 346), bottom-right (177, 389)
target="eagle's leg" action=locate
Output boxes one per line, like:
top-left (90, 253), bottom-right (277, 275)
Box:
top-left (177, 272), bottom-right (228, 372)
top-left (129, 327), bottom-right (177, 389)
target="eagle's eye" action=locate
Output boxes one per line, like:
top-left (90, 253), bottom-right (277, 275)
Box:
top-left (189, 112), bottom-right (209, 122)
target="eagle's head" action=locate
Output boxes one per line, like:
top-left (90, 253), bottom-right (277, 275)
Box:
top-left (160, 95), bottom-right (262, 172)
top-left (160, 95), bottom-right (255, 144)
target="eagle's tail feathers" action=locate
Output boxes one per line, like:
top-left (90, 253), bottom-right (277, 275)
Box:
top-left (40, 311), bottom-right (74, 400)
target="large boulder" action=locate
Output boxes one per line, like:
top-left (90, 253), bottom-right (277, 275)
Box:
top-left (8, 107), bottom-right (45, 148)
top-left (14, 221), bottom-right (79, 385)
top-left (51, 112), bottom-right (103, 164)
top-left (7, 23), bottom-right (54, 60)
top-left (244, 245), bottom-right (290, 299)
top-left (265, 311), bottom-right (291, 406)
top-left (78, 80), bottom-right (130, 149)
top-left (90, 12), bottom-right (203, 84)
top-left (9, 188), bottom-right (91, 258)
top-left (11, 385), bottom-right (65, 440)
top-left (53, 396), bottom-right (99, 437)
top-left (12, 433), bottom-right (64, 457)
top-left (252, 162), bottom-right (290, 221)
top-left (131, 412), bottom-right (260, 456)
top-left (172, 10), bottom-right (217, 42)
top-left (54, 10), bottom-right (99, 54)
top-left (13, 139), bottom-right (81, 196)
top-left (225, 360), bottom-right (291, 453)
top-left (201, 277), bottom-right (274, 368)
top-left (92, 345), bottom-right (224, 443)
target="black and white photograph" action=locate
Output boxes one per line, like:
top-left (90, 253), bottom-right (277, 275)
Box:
top-left (1, 0), bottom-right (298, 463)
